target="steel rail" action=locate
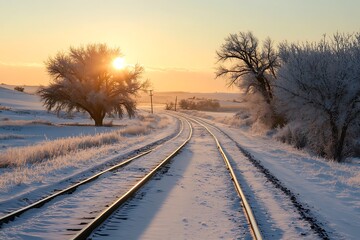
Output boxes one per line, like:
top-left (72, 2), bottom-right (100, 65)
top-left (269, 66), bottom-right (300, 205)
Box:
top-left (0, 115), bottom-right (185, 228)
top-left (187, 116), bottom-right (263, 240)
top-left (71, 118), bottom-right (193, 240)
top-left (187, 115), bottom-right (329, 240)
top-left (0, 151), bottom-right (151, 227)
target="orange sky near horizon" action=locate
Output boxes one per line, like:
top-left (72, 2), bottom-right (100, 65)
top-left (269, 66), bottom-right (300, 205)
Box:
top-left (1, 0), bottom-right (359, 93)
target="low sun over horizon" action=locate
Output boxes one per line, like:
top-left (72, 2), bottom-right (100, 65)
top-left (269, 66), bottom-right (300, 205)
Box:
top-left (0, 2), bottom-right (359, 239)
top-left (1, 1), bottom-right (360, 93)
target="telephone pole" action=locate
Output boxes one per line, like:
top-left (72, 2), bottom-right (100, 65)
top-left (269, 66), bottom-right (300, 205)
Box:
top-left (174, 96), bottom-right (177, 111)
top-left (149, 90), bottom-right (153, 114)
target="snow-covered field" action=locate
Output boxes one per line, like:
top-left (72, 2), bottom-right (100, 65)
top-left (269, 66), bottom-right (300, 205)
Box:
top-left (0, 87), bottom-right (177, 205)
top-left (0, 86), bottom-right (359, 239)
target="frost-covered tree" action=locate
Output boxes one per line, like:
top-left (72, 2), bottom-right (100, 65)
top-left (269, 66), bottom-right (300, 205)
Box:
top-left (38, 43), bottom-right (147, 126)
top-left (216, 32), bottom-right (282, 128)
top-left (276, 33), bottom-right (360, 162)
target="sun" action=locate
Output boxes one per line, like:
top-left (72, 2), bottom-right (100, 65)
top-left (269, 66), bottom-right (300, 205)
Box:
top-left (112, 57), bottom-right (126, 70)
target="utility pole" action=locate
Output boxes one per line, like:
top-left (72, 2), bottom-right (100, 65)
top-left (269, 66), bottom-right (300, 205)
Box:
top-left (174, 96), bottom-right (177, 111)
top-left (149, 90), bottom-right (153, 114)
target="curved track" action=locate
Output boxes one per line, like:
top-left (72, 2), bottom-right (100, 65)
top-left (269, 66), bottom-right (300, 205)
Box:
top-left (87, 114), bottom-right (262, 239)
top-left (184, 113), bottom-right (329, 240)
top-left (72, 118), bottom-right (193, 239)
top-left (0, 115), bottom-right (183, 219)
top-left (0, 116), bottom-right (193, 239)
top-left (2, 112), bottom-right (323, 240)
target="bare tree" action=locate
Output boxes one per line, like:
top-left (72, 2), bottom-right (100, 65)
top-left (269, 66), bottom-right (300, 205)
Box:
top-left (38, 43), bottom-right (147, 126)
top-left (216, 31), bottom-right (280, 104)
top-left (276, 33), bottom-right (360, 162)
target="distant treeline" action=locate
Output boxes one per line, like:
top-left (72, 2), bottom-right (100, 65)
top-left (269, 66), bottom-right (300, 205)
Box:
top-left (165, 98), bottom-right (220, 111)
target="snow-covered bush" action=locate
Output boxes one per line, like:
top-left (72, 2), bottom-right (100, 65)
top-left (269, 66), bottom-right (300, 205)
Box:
top-left (14, 86), bottom-right (24, 92)
top-left (276, 33), bottom-right (360, 162)
top-left (235, 90), bottom-right (279, 130)
top-left (165, 102), bottom-right (175, 110)
top-left (274, 122), bottom-right (307, 149)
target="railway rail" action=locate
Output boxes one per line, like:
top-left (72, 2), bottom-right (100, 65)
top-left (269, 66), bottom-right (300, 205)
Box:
top-left (184, 114), bottom-right (329, 240)
top-left (72, 117), bottom-right (193, 239)
top-left (3, 112), bottom-right (317, 240)
top-left (88, 114), bottom-right (263, 240)
top-left (0, 117), bottom-right (184, 220)
top-left (0, 118), bottom-right (185, 226)
top-left (2, 113), bottom-right (265, 239)
top-left (0, 116), bottom-right (192, 239)
top-left (184, 115), bottom-right (263, 240)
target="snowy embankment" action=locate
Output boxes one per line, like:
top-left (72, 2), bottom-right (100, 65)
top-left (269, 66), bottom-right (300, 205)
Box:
top-left (184, 110), bottom-right (360, 239)
top-left (0, 87), bottom-right (178, 205)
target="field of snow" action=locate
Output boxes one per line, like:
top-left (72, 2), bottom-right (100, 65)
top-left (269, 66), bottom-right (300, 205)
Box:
top-left (0, 87), bottom-right (178, 202)
top-left (1, 86), bottom-right (359, 239)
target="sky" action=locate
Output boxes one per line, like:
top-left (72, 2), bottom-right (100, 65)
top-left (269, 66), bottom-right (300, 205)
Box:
top-left (1, 0), bottom-right (359, 93)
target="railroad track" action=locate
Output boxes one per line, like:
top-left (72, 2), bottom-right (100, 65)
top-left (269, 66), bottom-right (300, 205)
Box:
top-left (88, 114), bottom-right (263, 239)
top-left (1, 112), bottom-right (326, 240)
top-left (0, 116), bottom-right (192, 239)
top-left (71, 117), bottom-right (193, 239)
top-left (183, 115), bottom-right (263, 240)
top-left (183, 114), bottom-right (329, 240)
top-left (0, 115), bottom-right (184, 219)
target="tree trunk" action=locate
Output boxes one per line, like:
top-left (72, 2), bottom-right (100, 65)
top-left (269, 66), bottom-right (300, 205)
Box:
top-left (91, 112), bottom-right (104, 126)
top-left (334, 124), bottom-right (349, 162)
top-left (94, 117), bottom-right (103, 126)
top-left (256, 76), bottom-right (272, 104)
top-left (328, 114), bottom-right (348, 162)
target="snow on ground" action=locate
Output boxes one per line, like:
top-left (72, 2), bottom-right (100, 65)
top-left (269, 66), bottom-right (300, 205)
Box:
top-left (0, 87), bottom-right (179, 211)
top-left (0, 118), bottom-right (191, 240)
top-left (1, 87), bottom-right (359, 239)
top-left (91, 122), bottom-right (251, 240)
top-left (187, 110), bottom-right (360, 239)
top-left (1, 86), bottom-right (122, 151)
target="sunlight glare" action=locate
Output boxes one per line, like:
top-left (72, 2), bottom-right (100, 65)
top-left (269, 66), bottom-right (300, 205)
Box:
top-left (113, 57), bottom-right (126, 70)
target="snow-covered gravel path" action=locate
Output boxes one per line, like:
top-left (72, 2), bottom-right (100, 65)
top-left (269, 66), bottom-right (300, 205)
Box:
top-left (90, 120), bottom-right (251, 239)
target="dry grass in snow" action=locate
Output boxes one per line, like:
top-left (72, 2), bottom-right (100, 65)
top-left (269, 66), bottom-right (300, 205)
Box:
top-left (0, 114), bottom-right (169, 168)
top-left (0, 142), bottom-right (132, 190)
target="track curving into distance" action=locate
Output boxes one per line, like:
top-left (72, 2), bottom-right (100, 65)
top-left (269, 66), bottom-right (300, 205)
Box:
top-left (71, 117), bottom-right (193, 239)
top-left (0, 116), bottom-right (193, 240)
top-left (184, 113), bottom-right (329, 240)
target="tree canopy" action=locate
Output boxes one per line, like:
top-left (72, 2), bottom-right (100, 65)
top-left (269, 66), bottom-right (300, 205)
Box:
top-left (216, 31), bottom-right (282, 128)
top-left (38, 43), bottom-right (147, 126)
top-left (216, 31), bottom-right (280, 104)
top-left (276, 33), bottom-right (360, 161)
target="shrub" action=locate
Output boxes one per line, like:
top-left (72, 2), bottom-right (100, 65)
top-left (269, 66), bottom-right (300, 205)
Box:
top-left (179, 98), bottom-right (220, 111)
top-left (14, 86), bottom-right (24, 92)
top-left (165, 102), bottom-right (175, 110)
